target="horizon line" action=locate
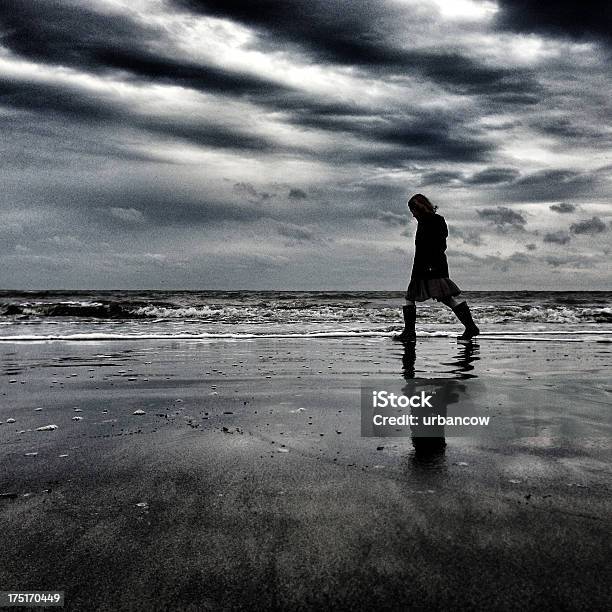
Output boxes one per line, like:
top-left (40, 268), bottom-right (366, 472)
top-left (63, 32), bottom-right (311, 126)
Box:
top-left (1, 288), bottom-right (611, 293)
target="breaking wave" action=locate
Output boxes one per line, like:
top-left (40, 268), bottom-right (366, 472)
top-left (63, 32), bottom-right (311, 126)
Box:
top-left (2, 299), bottom-right (612, 325)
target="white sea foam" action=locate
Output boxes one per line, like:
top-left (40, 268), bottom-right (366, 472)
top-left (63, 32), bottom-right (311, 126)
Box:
top-left (0, 330), bottom-right (605, 342)
top-left (2, 292), bottom-right (611, 343)
top-left (4, 298), bottom-right (612, 325)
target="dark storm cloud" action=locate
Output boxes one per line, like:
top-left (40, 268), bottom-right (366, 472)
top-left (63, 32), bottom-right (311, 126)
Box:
top-left (543, 230), bottom-right (571, 245)
top-left (1, 0), bottom-right (539, 102)
top-left (404, 52), bottom-right (541, 97)
top-left (528, 117), bottom-right (607, 142)
top-left (495, 0), bottom-right (612, 45)
top-left (465, 167), bottom-right (520, 185)
top-left (0, 0), bottom-right (151, 66)
top-left (95, 190), bottom-right (265, 226)
top-left (453, 227), bottom-right (484, 247)
top-left (0, 78), bottom-right (275, 152)
top-left (2, 0), bottom-right (505, 165)
top-left (340, 143), bottom-right (481, 166)
top-left (176, 0), bottom-right (541, 96)
top-left (418, 167), bottom-right (598, 203)
top-left (0, 0), bottom-right (530, 169)
top-left (288, 189), bottom-right (308, 200)
top-left (550, 202), bottom-right (576, 213)
top-left (0, 0), bottom-right (289, 99)
top-left (98, 49), bottom-right (292, 97)
top-left (477, 206), bottom-right (527, 227)
top-left (0, 112), bottom-right (174, 168)
top-left (486, 93), bottom-right (541, 106)
top-left (345, 183), bottom-right (411, 222)
top-left (502, 169), bottom-right (596, 201)
top-left (420, 170), bottom-right (465, 186)
top-left (569, 216), bottom-right (608, 234)
top-left (177, 0), bottom-right (409, 65)
top-left (373, 118), bottom-right (492, 161)
top-left (0, 0), bottom-right (516, 173)
top-left (508, 252), bottom-right (531, 264)
top-left (276, 223), bottom-right (316, 242)
top-left (233, 183), bottom-right (273, 202)
top-left (513, 169), bottom-right (587, 188)
top-left (290, 110), bottom-right (493, 163)
top-left (446, 249), bottom-right (533, 272)
top-left (0, 79), bottom-right (116, 123)
top-left (1, 81), bottom-right (490, 170)
top-left (146, 120), bottom-right (275, 152)
top-left (545, 254), bottom-right (593, 268)
top-left (377, 211), bottom-right (408, 227)
top-left (38, 180), bottom-right (271, 229)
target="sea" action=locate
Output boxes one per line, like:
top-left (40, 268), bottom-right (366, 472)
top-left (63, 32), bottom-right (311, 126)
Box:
top-left (0, 290), bottom-right (611, 343)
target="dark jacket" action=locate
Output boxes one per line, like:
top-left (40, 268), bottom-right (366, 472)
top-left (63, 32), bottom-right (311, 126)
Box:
top-left (410, 213), bottom-right (449, 280)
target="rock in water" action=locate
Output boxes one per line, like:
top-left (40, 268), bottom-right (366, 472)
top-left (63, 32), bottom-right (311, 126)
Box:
top-left (36, 424), bottom-right (58, 431)
top-left (133, 409), bottom-right (146, 415)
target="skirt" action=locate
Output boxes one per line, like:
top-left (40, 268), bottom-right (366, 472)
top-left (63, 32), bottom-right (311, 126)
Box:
top-left (405, 277), bottom-right (461, 302)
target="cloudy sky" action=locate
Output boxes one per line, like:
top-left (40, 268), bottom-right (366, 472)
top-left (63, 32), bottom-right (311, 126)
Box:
top-left (1, 0), bottom-right (610, 290)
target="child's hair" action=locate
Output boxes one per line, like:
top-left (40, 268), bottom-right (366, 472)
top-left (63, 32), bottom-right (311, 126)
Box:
top-left (408, 194), bottom-right (438, 215)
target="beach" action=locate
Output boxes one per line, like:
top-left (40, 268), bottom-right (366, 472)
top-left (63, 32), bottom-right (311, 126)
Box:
top-left (1, 331), bottom-right (610, 610)
top-left (3, 0), bottom-right (612, 606)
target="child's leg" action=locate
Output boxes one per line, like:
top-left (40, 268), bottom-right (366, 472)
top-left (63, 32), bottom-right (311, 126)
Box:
top-left (393, 299), bottom-right (417, 341)
top-left (439, 296), bottom-right (461, 309)
top-left (440, 296), bottom-right (479, 339)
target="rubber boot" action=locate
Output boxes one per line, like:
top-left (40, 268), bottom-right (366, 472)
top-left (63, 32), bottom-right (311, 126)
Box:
top-left (393, 304), bottom-right (416, 342)
top-left (452, 301), bottom-right (480, 340)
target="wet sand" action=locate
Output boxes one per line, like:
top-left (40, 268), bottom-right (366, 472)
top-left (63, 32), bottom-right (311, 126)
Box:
top-left (1, 337), bottom-right (611, 610)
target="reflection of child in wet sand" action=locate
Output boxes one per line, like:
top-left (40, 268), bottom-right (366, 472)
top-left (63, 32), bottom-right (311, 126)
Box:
top-left (408, 379), bottom-right (466, 456)
top-left (394, 194), bottom-right (480, 342)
